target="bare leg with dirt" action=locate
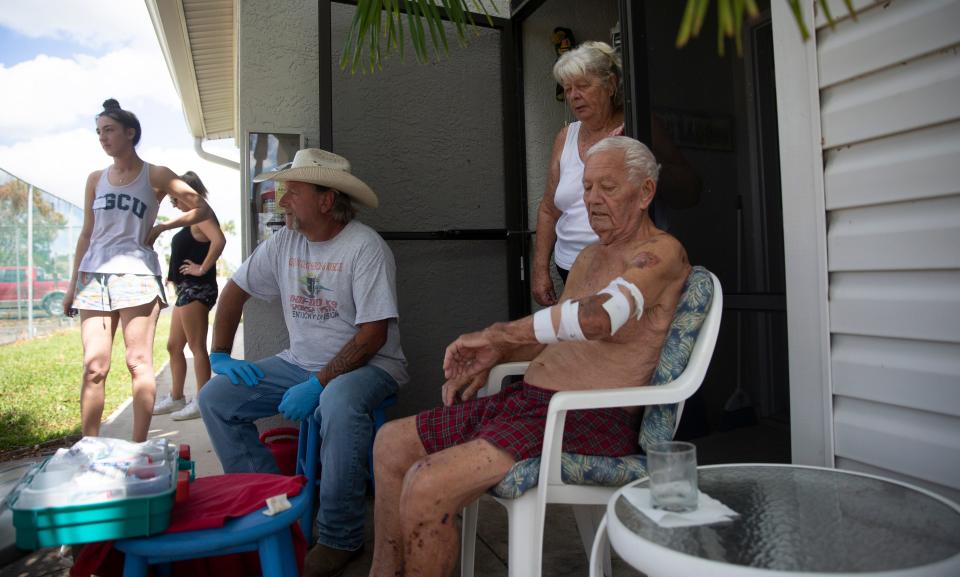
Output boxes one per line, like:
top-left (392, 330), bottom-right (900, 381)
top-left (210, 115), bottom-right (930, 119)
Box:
top-left (369, 416), bottom-right (516, 577)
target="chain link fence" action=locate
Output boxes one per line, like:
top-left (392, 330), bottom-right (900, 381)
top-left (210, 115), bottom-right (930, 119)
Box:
top-left (0, 167), bottom-right (83, 344)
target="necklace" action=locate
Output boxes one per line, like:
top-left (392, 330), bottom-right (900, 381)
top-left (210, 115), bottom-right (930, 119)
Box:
top-left (582, 117), bottom-right (622, 140)
top-left (112, 163), bottom-right (140, 185)
top-left (579, 119), bottom-right (622, 159)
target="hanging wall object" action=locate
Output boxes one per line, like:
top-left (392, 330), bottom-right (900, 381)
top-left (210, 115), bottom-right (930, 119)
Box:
top-left (552, 27), bottom-right (575, 102)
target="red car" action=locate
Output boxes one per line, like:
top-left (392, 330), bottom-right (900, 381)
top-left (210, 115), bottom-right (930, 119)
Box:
top-left (0, 266), bottom-right (69, 316)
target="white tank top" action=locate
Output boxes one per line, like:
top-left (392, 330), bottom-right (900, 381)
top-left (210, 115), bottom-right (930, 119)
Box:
top-left (552, 121), bottom-right (599, 270)
top-left (79, 162), bottom-right (162, 276)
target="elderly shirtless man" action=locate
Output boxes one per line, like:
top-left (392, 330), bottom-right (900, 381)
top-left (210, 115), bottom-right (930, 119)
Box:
top-left (370, 136), bottom-right (690, 577)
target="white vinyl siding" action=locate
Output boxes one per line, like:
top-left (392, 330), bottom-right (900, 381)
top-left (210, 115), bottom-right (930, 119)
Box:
top-left (816, 0), bottom-right (960, 499)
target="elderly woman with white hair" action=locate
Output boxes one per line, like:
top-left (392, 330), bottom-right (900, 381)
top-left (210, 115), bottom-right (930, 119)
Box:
top-left (532, 41), bottom-right (701, 307)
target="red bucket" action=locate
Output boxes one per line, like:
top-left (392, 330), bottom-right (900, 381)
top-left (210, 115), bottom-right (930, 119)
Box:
top-left (259, 427), bottom-right (300, 476)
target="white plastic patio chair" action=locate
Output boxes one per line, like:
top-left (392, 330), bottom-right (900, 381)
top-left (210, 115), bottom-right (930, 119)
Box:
top-left (460, 267), bottom-right (722, 577)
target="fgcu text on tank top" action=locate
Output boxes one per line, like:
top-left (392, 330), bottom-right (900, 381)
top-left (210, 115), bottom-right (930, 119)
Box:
top-left (79, 162), bottom-right (162, 276)
top-left (553, 121), bottom-right (600, 270)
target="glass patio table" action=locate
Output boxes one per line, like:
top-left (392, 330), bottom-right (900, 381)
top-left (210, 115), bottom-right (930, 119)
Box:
top-left (593, 464), bottom-right (960, 577)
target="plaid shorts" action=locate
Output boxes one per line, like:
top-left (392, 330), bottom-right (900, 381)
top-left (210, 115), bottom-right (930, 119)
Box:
top-left (175, 280), bottom-right (218, 308)
top-left (416, 380), bottom-right (640, 462)
top-left (74, 272), bottom-right (168, 312)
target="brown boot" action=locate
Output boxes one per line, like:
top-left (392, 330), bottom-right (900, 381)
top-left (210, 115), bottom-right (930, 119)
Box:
top-left (304, 543), bottom-right (364, 577)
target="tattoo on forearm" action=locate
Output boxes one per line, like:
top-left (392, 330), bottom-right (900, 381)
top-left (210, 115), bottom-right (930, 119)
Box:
top-left (324, 338), bottom-right (373, 382)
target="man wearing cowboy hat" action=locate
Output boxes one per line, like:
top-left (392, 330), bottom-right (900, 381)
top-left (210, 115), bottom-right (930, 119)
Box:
top-left (198, 148), bottom-right (407, 577)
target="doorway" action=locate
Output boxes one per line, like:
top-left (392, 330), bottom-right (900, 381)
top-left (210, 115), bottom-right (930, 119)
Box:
top-left (515, 0), bottom-right (791, 463)
top-left (638, 3), bottom-right (790, 463)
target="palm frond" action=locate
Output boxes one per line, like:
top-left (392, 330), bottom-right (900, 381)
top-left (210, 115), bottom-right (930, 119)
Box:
top-left (676, 0), bottom-right (698, 49)
top-left (677, 0), bottom-right (854, 56)
top-left (787, 0), bottom-right (811, 40)
top-left (818, 0), bottom-right (836, 29)
top-left (343, 0), bottom-right (858, 73)
top-left (343, 0), bottom-right (496, 74)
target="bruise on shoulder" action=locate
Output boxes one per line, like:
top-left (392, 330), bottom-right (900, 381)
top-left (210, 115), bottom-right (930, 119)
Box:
top-left (630, 251), bottom-right (661, 270)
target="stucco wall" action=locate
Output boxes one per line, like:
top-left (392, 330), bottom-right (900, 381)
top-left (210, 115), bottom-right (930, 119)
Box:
top-left (329, 3), bottom-right (509, 417)
top-left (329, 5), bottom-right (504, 232)
top-left (237, 0), bottom-right (320, 362)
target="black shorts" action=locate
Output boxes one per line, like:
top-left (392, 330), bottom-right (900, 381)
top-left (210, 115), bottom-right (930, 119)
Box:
top-left (174, 280), bottom-right (218, 308)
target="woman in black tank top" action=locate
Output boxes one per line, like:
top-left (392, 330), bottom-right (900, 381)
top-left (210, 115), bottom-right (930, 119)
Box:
top-left (153, 171), bottom-right (225, 421)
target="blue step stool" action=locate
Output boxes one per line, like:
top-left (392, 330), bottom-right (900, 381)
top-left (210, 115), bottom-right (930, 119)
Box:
top-left (115, 490), bottom-right (307, 577)
top-left (295, 394), bottom-right (396, 544)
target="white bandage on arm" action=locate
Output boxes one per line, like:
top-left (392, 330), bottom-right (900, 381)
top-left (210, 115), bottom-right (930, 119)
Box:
top-left (533, 307), bottom-right (559, 344)
top-left (533, 299), bottom-right (588, 343)
top-left (557, 299), bottom-right (586, 341)
top-left (599, 277), bottom-right (645, 334)
top-left (535, 279), bottom-right (640, 343)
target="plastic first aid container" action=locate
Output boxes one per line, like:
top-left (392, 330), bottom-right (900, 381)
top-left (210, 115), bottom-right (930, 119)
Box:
top-left (8, 437), bottom-right (178, 549)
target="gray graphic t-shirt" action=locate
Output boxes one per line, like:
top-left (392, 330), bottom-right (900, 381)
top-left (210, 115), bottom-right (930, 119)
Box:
top-left (233, 221), bottom-right (408, 386)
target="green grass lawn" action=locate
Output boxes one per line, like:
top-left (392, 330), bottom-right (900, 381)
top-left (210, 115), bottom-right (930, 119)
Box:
top-left (0, 313), bottom-right (172, 453)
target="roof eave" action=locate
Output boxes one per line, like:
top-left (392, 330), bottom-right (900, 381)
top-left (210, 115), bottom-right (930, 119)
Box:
top-left (144, 0), bottom-right (236, 141)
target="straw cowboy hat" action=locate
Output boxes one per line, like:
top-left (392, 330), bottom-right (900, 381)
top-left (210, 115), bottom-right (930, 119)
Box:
top-left (252, 148), bottom-right (379, 208)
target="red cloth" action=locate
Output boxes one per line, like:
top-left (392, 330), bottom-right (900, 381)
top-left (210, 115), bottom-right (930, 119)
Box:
top-left (416, 380), bottom-right (640, 461)
top-left (71, 473), bottom-right (307, 577)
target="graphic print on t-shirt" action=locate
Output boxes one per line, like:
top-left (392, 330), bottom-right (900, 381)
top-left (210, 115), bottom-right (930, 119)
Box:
top-left (288, 257), bottom-right (342, 322)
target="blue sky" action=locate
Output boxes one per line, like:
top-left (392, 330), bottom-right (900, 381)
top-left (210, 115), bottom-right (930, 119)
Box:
top-left (0, 27), bottom-right (103, 66)
top-left (0, 0), bottom-right (241, 267)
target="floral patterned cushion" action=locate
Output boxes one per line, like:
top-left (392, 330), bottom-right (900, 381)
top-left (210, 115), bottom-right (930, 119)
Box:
top-left (490, 266), bottom-right (714, 500)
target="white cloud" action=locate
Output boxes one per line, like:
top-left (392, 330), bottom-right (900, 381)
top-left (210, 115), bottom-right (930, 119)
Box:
top-left (0, 0), bottom-right (154, 50)
top-left (0, 1), bottom-right (243, 268)
top-left (0, 47), bottom-right (179, 140)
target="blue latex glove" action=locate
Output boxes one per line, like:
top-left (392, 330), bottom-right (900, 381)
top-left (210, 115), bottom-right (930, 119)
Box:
top-left (209, 352), bottom-right (265, 386)
top-left (278, 374), bottom-right (324, 421)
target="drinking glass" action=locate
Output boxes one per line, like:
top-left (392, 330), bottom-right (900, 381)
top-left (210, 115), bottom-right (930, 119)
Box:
top-left (647, 441), bottom-right (698, 512)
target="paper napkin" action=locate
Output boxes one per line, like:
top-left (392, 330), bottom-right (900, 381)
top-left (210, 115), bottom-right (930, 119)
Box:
top-left (622, 487), bottom-right (739, 528)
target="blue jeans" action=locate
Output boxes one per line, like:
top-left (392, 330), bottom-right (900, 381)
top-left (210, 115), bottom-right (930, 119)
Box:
top-left (198, 356), bottom-right (399, 550)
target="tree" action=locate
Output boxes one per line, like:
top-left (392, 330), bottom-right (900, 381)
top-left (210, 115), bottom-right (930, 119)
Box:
top-left (217, 220), bottom-right (238, 277)
top-left (344, 0), bottom-right (857, 72)
top-left (0, 180), bottom-right (68, 272)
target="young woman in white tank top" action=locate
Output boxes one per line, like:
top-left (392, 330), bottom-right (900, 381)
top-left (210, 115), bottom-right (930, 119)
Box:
top-left (64, 98), bottom-right (212, 442)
